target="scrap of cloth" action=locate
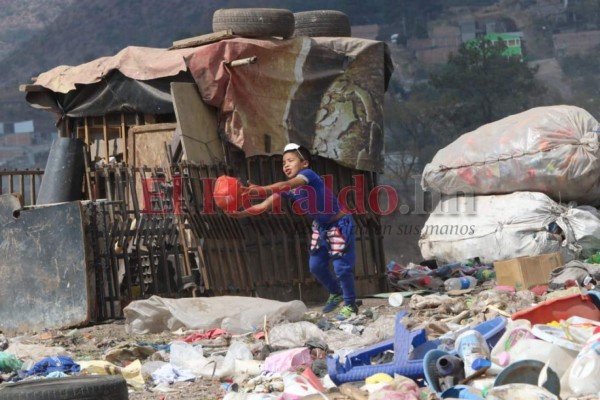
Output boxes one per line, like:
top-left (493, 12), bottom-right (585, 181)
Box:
top-left (28, 356), bottom-right (80, 376)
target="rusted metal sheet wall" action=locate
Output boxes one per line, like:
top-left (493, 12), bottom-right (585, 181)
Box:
top-left (0, 194), bottom-right (93, 333)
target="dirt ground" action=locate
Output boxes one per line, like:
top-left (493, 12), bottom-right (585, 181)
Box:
top-left (3, 289), bottom-right (600, 400)
top-left (2, 297), bottom-right (397, 400)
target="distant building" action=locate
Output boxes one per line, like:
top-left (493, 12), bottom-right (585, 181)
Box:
top-left (459, 19), bottom-right (477, 42)
top-left (484, 33), bottom-right (524, 58)
top-left (553, 30), bottom-right (600, 57)
top-left (407, 25), bottom-right (461, 65)
top-left (2, 132), bottom-right (33, 146)
top-left (14, 120), bottom-right (34, 134)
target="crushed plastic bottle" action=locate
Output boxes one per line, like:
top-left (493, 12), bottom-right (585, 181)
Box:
top-left (455, 330), bottom-right (490, 377)
top-left (444, 276), bottom-right (478, 291)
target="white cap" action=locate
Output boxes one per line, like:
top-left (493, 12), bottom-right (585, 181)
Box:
top-left (283, 143), bottom-right (301, 152)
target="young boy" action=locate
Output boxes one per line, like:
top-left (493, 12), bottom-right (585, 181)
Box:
top-left (228, 143), bottom-right (359, 320)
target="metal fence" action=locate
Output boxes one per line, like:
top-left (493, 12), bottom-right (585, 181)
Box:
top-left (87, 156), bottom-right (386, 319)
top-left (0, 169), bottom-right (44, 206)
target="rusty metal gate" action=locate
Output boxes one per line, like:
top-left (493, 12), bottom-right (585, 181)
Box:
top-left (84, 150), bottom-right (386, 319)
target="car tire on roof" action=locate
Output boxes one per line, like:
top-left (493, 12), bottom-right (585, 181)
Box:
top-left (212, 8), bottom-right (295, 39)
top-left (293, 10), bottom-right (351, 38)
top-left (0, 376), bottom-right (129, 400)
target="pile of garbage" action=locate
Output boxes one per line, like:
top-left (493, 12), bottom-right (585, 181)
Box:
top-left (1, 272), bottom-right (600, 399)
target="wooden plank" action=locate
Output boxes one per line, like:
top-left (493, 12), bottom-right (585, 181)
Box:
top-left (120, 113), bottom-right (127, 163)
top-left (170, 29), bottom-right (234, 50)
top-left (102, 116), bottom-right (109, 163)
top-left (171, 83), bottom-right (224, 164)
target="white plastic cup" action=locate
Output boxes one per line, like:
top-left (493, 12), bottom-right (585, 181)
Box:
top-left (388, 293), bottom-right (405, 307)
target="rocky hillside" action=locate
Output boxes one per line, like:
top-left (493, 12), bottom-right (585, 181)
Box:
top-left (0, 0), bottom-right (74, 61)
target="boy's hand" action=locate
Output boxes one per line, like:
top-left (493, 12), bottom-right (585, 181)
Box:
top-left (241, 183), bottom-right (265, 198)
top-left (226, 210), bottom-right (247, 218)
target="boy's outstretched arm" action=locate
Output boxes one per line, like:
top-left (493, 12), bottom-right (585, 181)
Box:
top-left (227, 193), bottom-right (279, 218)
top-left (244, 176), bottom-right (307, 197)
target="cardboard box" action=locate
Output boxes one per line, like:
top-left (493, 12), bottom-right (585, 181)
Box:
top-left (493, 252), bottom-right (564, 290)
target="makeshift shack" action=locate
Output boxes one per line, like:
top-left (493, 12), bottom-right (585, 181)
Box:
top-left (20, 31), bottom-right (393, 320)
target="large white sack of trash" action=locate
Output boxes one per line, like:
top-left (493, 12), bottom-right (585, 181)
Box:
top-left (418, 191), bottom-right (600, 264)
top-left (124, 295), bottom-right (307, 334)
top-left (421, 105), bottom-right (600, 205)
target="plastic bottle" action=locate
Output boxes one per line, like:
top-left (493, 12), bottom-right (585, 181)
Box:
top-left (392, 276), bottom-right (432, 288)
top-left (436, 354), bottom-right (465, 378)
top-left (455, 330), bottom-right (490, 377)
top-left (444, 276), bottom-right (478, 291)
top-left (569, 332), bottom-right (600, 395)
top-left (490, 319), bottom-right (533, 365)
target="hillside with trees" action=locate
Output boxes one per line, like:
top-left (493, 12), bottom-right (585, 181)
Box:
top-left (0, 0), bottom-right (598, 169)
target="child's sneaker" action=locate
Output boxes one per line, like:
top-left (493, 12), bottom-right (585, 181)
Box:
top-left (322, 293), bottom-right (343, 313)
top-left (335, 303), bottom-right (359, 320)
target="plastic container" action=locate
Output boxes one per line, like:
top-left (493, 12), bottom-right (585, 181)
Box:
top-left (388, 293), bottom-right (405, 307)
top-left (531, 324), bottom-right (582, 351)
top-left (495, 338), bottom-right (576, 378)
top-left (511, 293), bottom-right (600, 325)
top-left (455, 330), bottom-right (490, 377)
top-left (213, 175), bottom-right (248, 213)
top-left (444, 276), bottom-right (477, 291)
top-left (412, 316), bottom-right (507, 360)
top-left (568, 332), bottom-right (600, 395)
top-left (493, 359), bottom-right (561, 397)
top-left (440, 384), bottom-right (485, 399)
top-left (436, 354), bottom-right (464, 377)
top-left (490, 319), bottom-right (533, 366)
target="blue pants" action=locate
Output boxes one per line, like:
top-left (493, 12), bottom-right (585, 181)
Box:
top-left (308, 214), bottom-right (357, 305)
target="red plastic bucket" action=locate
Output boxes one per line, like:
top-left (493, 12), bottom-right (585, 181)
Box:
top-left (213, 175), bottom-right (246, 213)
top-left (512, 293), bottom-right (600, 325)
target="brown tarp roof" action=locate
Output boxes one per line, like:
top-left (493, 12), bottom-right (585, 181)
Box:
top-left (26, 37), bottom-right (393, 172)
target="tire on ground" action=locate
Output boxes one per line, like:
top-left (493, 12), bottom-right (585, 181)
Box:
top-left (293, 10), bottom-right (351, 37)
top-left (0, 376), bottom-right (128, 400)
top-left (212, 8), bottom-right (295, 39)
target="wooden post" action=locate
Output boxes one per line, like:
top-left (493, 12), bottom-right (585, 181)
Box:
top-left (102, 115), bottom-right (109, 162)
top-left (121, 113), bottom-right (127, 163)
top-left (84, 117), bottom-right (90, 148)
top-left (29, 174), bottom-right (36, 205)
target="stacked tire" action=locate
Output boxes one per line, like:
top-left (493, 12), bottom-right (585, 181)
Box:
top-left (212, 8), bottom-right (295, 39)
top-left (212, 8), bottom-right (351, 39)
top-left (0, 376), bottom-right (128, 400)
top-left (293, 10), bottom-right (351, 37)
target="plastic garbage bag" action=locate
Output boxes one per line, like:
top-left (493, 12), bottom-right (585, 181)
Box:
top-left (0, 352), bottom-right (23, 372)
top-left (419, 191), bottom-right (600, 264)
top-left (79, 359), bottom-right (145, 390)
top-left (169, 341), bottom-right (210, 376)
top-left (124, 295), bottom-right (307, 335)
top-left (422, 105), bottom-right (600, 205)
